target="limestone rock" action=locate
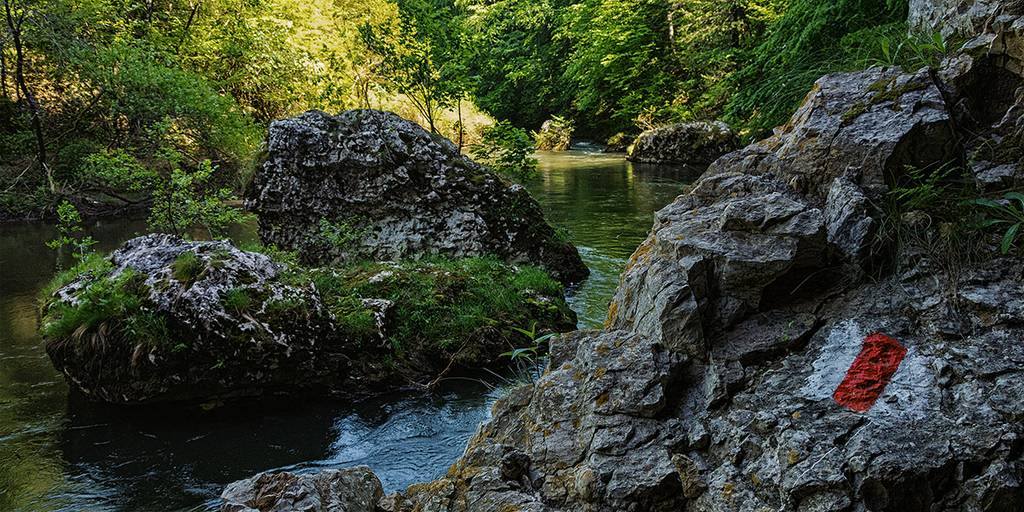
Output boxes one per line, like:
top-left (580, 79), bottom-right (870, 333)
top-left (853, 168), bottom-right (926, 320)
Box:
top-left (708, 67), bottom-right (957, 201)
top-left (606, 172), bottom-right (827, 357)
top-left (534, 118), bottom-right (574, 151)
top-left (626, 121), bottom-right (740, 166)
top-left (42, 234), bottom-right (343, 404)
top-left (221, 467), bottom-right (383, 512)
top-left (247, 109), bottom-right (588, 284)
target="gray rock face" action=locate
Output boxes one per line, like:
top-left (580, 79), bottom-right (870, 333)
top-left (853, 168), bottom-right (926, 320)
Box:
top-left (43, 234), bottom-right (343, 404)
top-left (909, 0), bottom-right (1022, 37)
top-left (247, 109), bottom-right (587, 284)
top-left (385, 329), bottom-right (689, 512)
top-left (626, 121), bottom-right (740, 165)
top-left (221, 467), bottom-right (383, 512)
top-left (708, 67), bottom-right (957, 202)
top-left (607, 171), bottom-right (827, 358)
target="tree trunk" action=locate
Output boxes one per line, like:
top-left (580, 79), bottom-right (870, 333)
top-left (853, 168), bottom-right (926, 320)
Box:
top-left (5, 0), bottom-right (53, 193)
top-left (175, 0), bottom-right (201, 54)
top-left (0, 38), bottom-right (8, 99)
top-left (456, 98), bottom-right (464, 152)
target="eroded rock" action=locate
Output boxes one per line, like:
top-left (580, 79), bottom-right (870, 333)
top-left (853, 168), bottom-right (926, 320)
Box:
top-left (42, 234), bottom-right (342, 404)
top-left (626, 121), bottom-right (740, 166)
top-left (707, 67), bottom-right (957, 201)
top-left (221, 467), bottom-right (383, 512)
top-left (247, 109), bottom-right (587, 284)
top-left (607, 172), bottom-right (827, 357)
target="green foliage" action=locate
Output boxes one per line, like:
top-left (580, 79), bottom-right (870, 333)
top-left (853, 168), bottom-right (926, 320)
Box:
top-left (458, 0), bottom-right (572, 129)
top-left (148, 158), bottom-right (252, 239)
top-left (75, 149), bottom-right (159, 193)
top-left (359, 0), bottom-right (468, 132)
top-left (501, 321), bottom-right (557, 361)
top-left (470, 121), bottom-right (539, 182)
top-left (317, 218), bottom-right (366, 251)
top-left (310, 257), bottom-right (566, 352)
top-left (45, 201), bottom-right (96, 266)
top-left (971, 192), bottom-right (1024, 255)
top-left (725, 0), bottom-right (909, 136)
top-left (171, 251), bottom-right (205, 283)
top-left (40, 252), bottom-right (113, 301)
top-left (40, 267), bottom-right (169, 347)
top-left (859, 28), bottom-right (951, 71)
top-left (222, 287), bottom-right (254, 314)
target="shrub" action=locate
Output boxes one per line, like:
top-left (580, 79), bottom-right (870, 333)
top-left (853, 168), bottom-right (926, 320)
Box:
top-left (148, 158), bottom-right (252, 239)
top-left (470, 121), bottom-right (539, 183)
top-left (46, 201), bottom-right (97, 267)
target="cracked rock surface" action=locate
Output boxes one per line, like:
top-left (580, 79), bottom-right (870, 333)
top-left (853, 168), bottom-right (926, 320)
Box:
top-left (247, 109), bottom-right (588, 285)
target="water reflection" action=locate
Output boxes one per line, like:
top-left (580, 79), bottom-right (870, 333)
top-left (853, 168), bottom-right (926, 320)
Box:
top-left (0, 151), bottom-right (693, 511)
top-left (528, 150), bottom-right (696, 327)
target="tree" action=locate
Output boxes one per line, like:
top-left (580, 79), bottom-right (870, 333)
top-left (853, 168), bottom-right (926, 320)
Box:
top-left (3, 0), bottom-right (52, 193)
top-left (358, 0), bottom-right (467, 134)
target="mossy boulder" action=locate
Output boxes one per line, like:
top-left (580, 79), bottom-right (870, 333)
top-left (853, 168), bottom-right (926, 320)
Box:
top-left (247, 109), bottom-right (588, 285)
top-left (41, 234), bottom-right (342, 404)
top-left (533, 117), bottom-right (574, 151)
top-left (626, 121), bottom-right (739, 166)
top-left (40, 235), bottom-right (576, 405)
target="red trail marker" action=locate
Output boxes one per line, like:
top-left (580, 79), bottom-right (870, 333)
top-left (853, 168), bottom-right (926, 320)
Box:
top-left (832, 333), bottom-right (907, 413)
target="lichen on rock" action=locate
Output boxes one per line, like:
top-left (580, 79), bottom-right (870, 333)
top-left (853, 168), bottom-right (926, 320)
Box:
top-left (247, 109), bottom-right (588, 285)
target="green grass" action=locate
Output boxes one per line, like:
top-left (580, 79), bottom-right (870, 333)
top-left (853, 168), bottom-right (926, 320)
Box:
top-left (171, 251), bottom-right (205, 282)
top-left (40, 267), bottom-right (169, 346)
top-left (222, 287), bottom-right (254, 314)
top-left (39, 248), bottom-right (571, 369)
top-left (309, 256), bottom-right (569, 353)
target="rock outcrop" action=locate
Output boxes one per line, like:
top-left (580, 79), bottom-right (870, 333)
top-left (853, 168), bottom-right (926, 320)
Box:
top-left (247, 109), bottom-right (588, 284)
top-left (706, 66), bottom-right (957, 201)
top-left (626, 121), bottom-right (739, 166)
top-left (222, 467), bottom-right (383, 512)
top-left (42, 234), bottom-right (342, 404)
top-left (223, 2), bottom-right (1024, 510)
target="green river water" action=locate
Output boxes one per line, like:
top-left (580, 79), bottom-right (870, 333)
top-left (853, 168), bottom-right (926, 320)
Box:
top-left (0, 150), bottom-right (696, 511)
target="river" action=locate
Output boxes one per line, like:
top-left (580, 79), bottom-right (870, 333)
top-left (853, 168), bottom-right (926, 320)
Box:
top-left (0, 150), bottom-right (695, 511)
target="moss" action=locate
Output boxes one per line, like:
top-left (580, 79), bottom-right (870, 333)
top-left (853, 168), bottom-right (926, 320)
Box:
top-left (309, 256), bottom-right (571, 354)
top-left (842, 76), bottom-right (929, 125)
top-left (171, 251), bottom-right (204, 283)
top-left (39, 252), bottom-right (113, 303)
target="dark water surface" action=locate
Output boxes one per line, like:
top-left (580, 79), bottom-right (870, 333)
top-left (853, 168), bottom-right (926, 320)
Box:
top-left (0, 150), bottom-right (692, 511)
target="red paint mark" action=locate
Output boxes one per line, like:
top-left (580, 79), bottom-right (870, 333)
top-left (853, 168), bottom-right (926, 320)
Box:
top-left (833, 333), bottom-right (907, 412)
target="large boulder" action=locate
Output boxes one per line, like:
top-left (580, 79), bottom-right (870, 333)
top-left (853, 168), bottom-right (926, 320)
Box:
top-left (41, 236), bottom-right (577, 405)
top-left (247, 109), bottom-right (588, 284)
top-left (41, 234), bottom-right (343, 404)
top-left (222, 467), bottom-right (383, 512)
top-left (626, 121), bottom-right (739, 166)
